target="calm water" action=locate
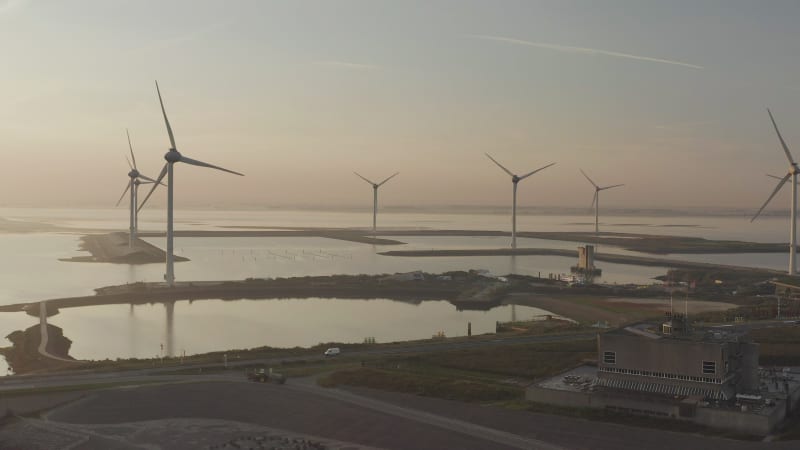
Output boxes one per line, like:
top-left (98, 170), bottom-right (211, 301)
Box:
top-left (0, 208), bottom-right (793, 371)
top-left (37, 298), bottom-right (560, 361)
top-left (0, 206), bottom-right (790, 242)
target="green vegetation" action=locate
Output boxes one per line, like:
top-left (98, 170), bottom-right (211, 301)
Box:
top-left (318, 340), bottom-right (595, 403)
top-left (408, 340), bottom-right (595, 379)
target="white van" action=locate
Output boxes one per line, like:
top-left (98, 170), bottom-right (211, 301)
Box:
top-left (324, 347), bottom-right (341, 357)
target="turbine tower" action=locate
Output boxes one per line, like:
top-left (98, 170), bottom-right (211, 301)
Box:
top-left (580, 169), bottom-right (624, 235)
top-left (354, 172), bottom-right (398, 235)
top-left (115, 129), bottom-right (159, 248)
top-left (139, 81), bottom-right (244, 287)
top-left (485, 153), bottom-right (555, 249)
top-left (752, 109), bottom-right (799, 275)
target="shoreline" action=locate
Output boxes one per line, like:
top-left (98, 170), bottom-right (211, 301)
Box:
top-left (57, 228), bottom-right (797, 270)
top-left (0, 274), bottom-right (484, 314)
top-left (134, 228), bottom-right (792, 255)
top-left (378, 247), bottom-right (783, 274)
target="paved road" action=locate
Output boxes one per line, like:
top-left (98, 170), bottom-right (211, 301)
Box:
top-left (42, 380), bottom-right (527, 450)
top-left (288, 377), bottom-right (560, 450)
top-left (13, 378), bottom-right (796, 450)
top-left (0, 332), bottom-right (596, 392)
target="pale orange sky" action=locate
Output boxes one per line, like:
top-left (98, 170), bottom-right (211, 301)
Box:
top-left (1, 1), bottom-right (799, 210)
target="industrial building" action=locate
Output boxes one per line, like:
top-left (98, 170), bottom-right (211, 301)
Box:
top-left (527, 323), bottom-right (800, 435)
top-left (571, 245), bottom-right (601, 276)
top-left (596, 330), bottom-right (759, 401)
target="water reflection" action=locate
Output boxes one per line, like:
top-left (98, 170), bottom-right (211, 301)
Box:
top-left (165, 301), bottom-right (174, 358)
top-left (43, 298), bottom-right (563, 361)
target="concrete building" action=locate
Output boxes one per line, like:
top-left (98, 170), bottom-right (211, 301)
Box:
top-left (571, 245), bottom-right (601, 276)
top-left (577, 245), bottom-right (595, 271)
top-left (597, 331), bottom-right (760, 401)
top-left (527, 326), bottom-right (800, 435)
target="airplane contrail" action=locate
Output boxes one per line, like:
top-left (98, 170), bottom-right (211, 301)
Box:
top-left (468, 34), bottom-right (703, 70)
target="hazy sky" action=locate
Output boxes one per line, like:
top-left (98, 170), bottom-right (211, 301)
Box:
top-left (2, 0), bottom-right (800, 210)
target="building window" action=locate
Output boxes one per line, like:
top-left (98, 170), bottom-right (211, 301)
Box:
top-left (702, 361), bottom-right (716, 375)
top-left (603, 351), bottom-right (616, 364)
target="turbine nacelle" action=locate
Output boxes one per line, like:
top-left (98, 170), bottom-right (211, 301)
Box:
top-left (117, 130), bottom-right (159, 208)
top-left (754, 109), bottom-right (798, 275)
top-left (165, 149), bottom-right (182, 163)
top-left (137, 81), bottom-right (243, 288)
top-left (484, 153), bottom-right (555, 249)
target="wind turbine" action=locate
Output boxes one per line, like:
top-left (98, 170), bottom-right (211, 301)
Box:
top-left (752, 109), bottom-right (799, 275)
top-left (485, 153), bottom-right (555, 249)
top-left (580, 169), bottom-right (624, 235)
top-left (138, 81), bottom-right (244, 287)
top-left (354, 172), bottom-right (398, 235)
top-left (115, 129), bottom-right (159, 248)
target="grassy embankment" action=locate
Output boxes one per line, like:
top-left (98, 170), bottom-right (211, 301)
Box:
top-left (318, 340), bottom-right (596, 402)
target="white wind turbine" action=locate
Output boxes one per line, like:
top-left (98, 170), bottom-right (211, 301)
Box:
top-left (485, 153), bottom-right (555, 249)
top-left (138, 81), bottom-right (244, 286)
top-left (580, 169), bottom-right (624, 235)
top-left (115, 129), bottom-right (159, 248)
top-left (354, 172), bottom-right (399, 235)
top-left (752, 109), bottom-right (799, 275)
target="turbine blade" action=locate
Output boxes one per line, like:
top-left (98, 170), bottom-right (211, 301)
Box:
top-left (485, 153), bottom-right (514, 177)
top-left (138, 174), bottom-right (166, 186)
top-left (580, 169), bottom-right (598, 188)
top-left (767, 174), bottom-right (784, 181)
top-left (155, 81), bottom-right (177, 150)
top-left (600, 184), bottom-right (625, 190)
top-left (180, 155), bottom-right (244, 176)
top-left (378, 172), bottom-right (399, 187)
top-left (751, 173), bottom-right (791, 222)
top-left (519, 162), bottom-right (556, 180)
top-left (115, 182), bottom-right (131, 207)
top-left (591, 191), bottom-right (597, 209)
top-left (354, 172), bottom-right (376, 185)
top-left (138, 163), bottom-right (168, 212)
top-left (126, 128), bottom-right (137, 169)
top-left (768, 109), bottom-right (796, 165)
top-left (124, 155), bottom-right (133, 170)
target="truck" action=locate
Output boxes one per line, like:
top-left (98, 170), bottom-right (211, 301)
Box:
top-left (246, 368), bottom-right (286, 384)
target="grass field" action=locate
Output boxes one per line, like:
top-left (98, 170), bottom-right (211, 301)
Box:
top-left (318, 340), bottom-right (596, 403)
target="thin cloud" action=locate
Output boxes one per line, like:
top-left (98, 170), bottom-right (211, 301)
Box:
top-left (468, 34), bottom-right (703, 70)
top-left (132, 20), bottom-right (234, 54)
top-left (313, 60), bottom-right (379, 71)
